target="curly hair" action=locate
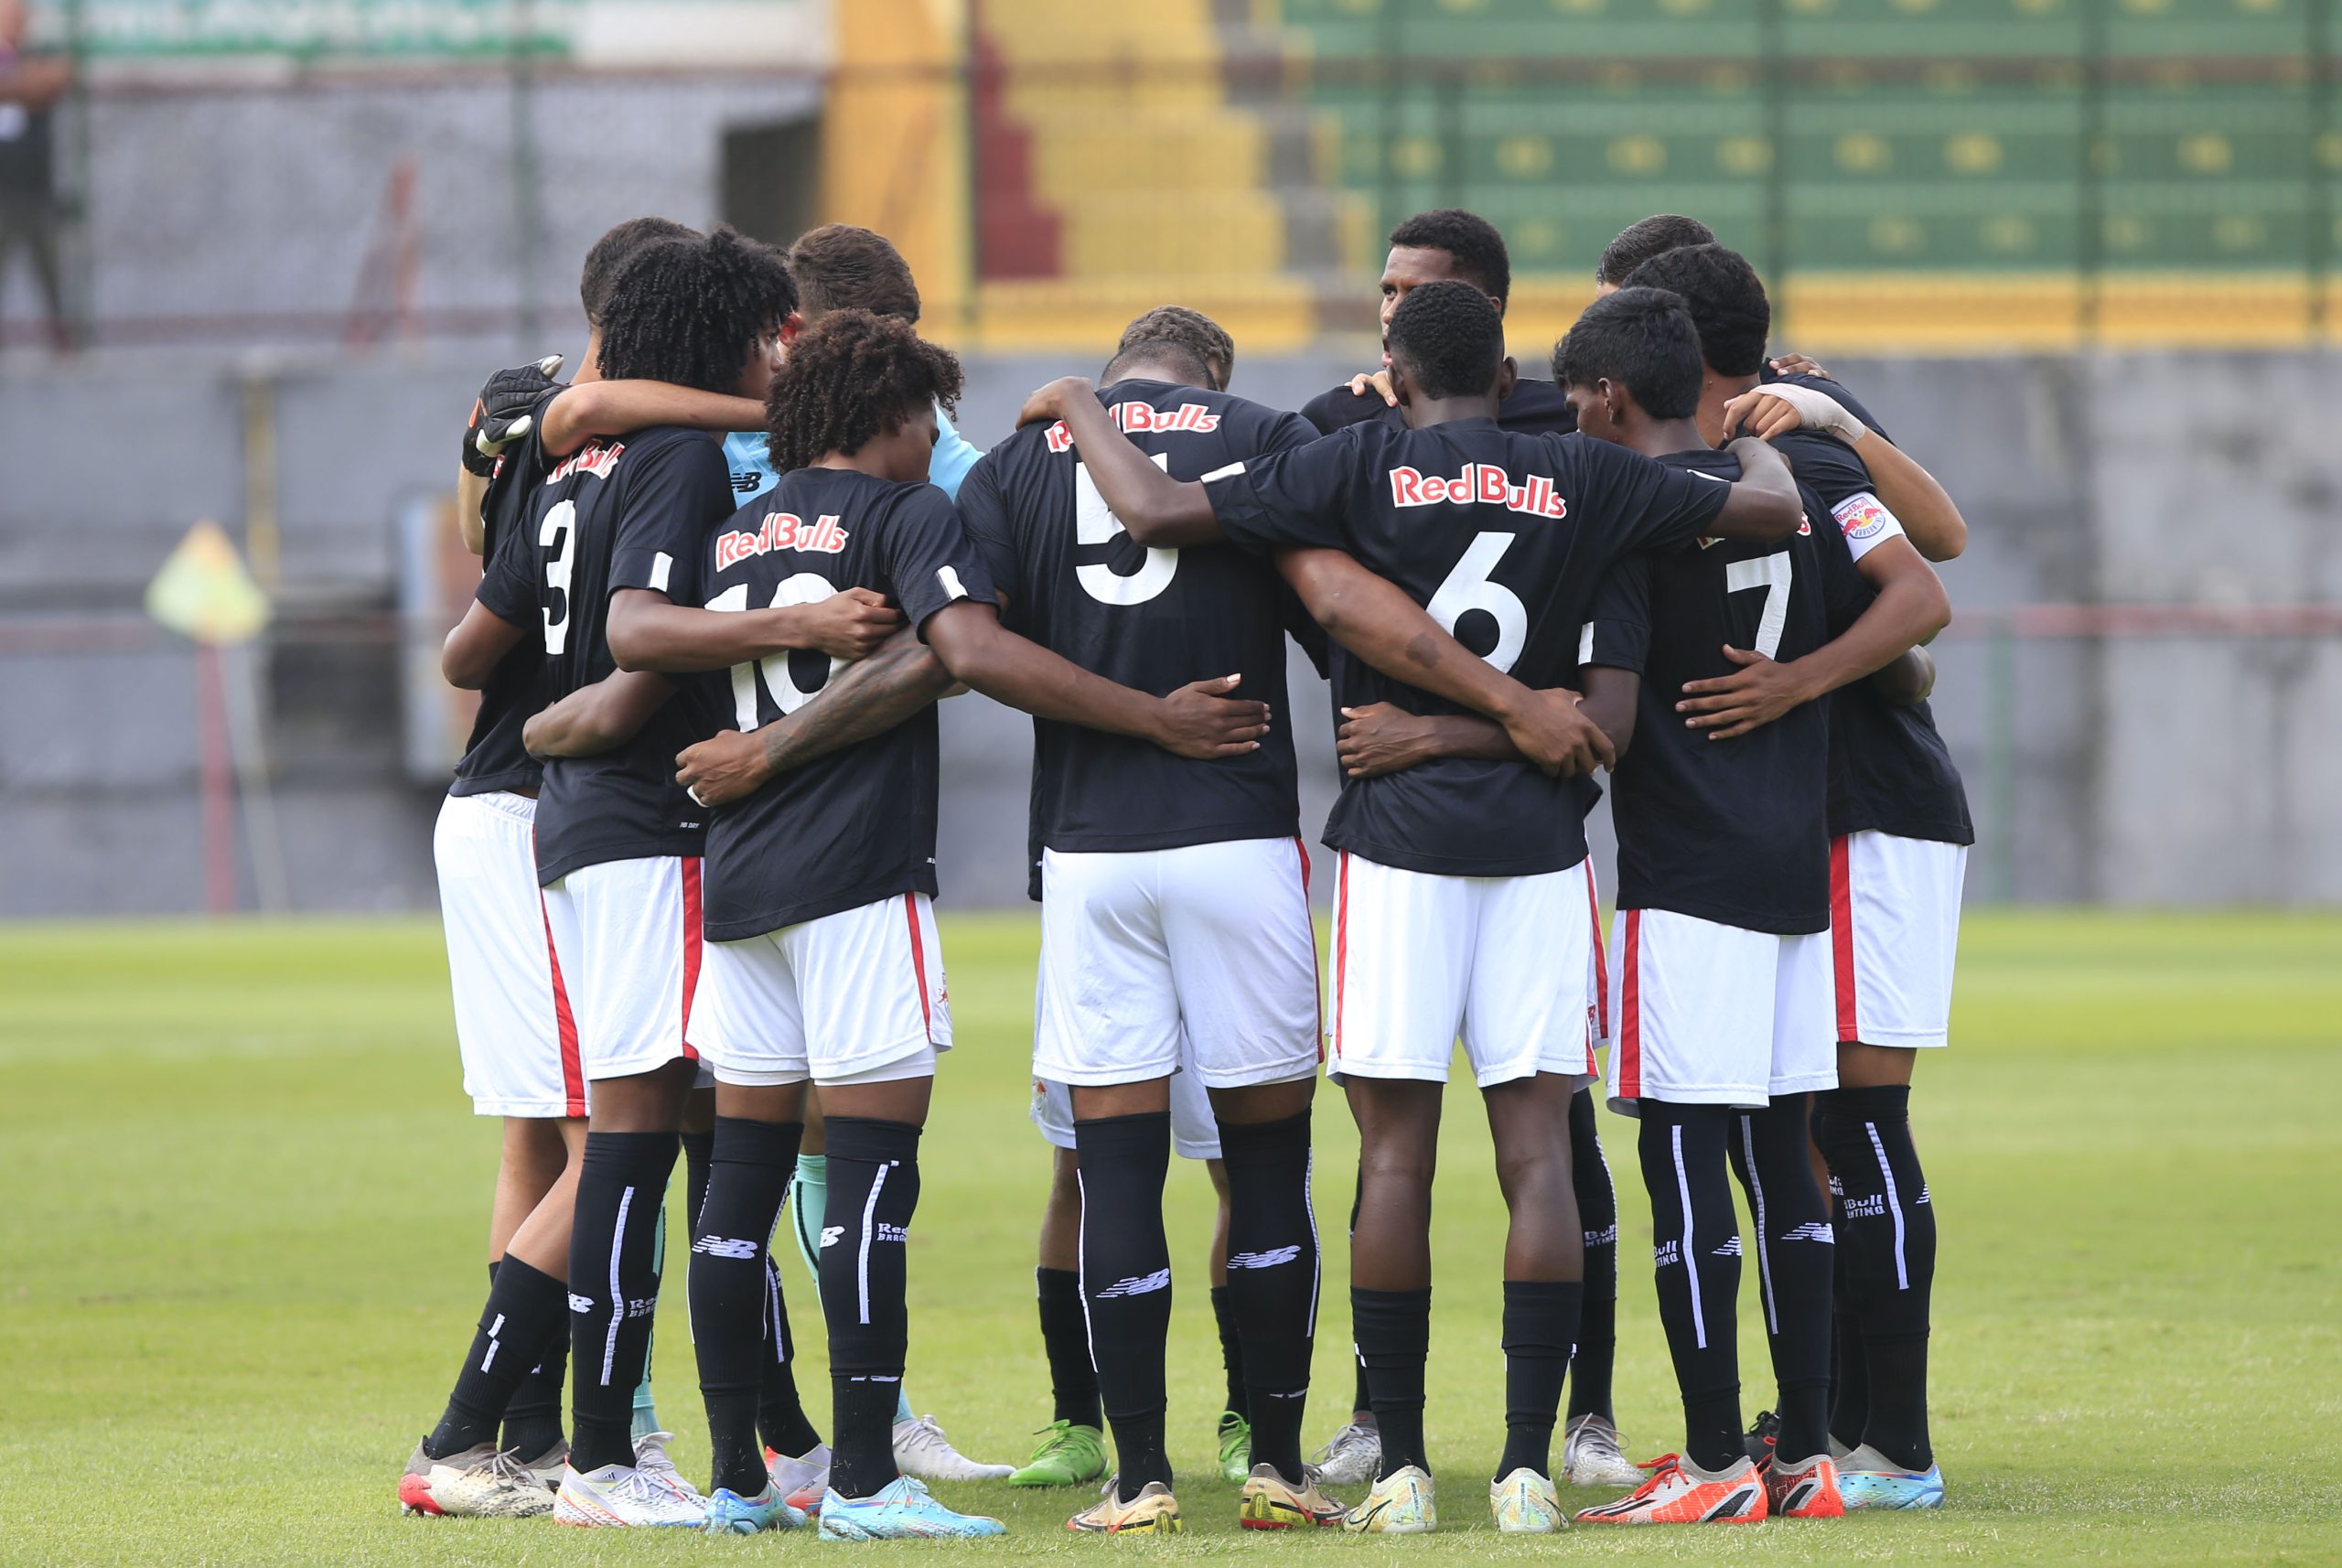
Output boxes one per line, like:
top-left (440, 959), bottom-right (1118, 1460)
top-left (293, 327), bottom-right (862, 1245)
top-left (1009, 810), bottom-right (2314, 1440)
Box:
top-left (1388, 208), bottom-right (1511, 312)
top-left (1621, 242), bottom-right (1770, 378)
top-left (1112, 305), bottom-right (1235, 390)
top-left (578, 216), bottom-right (699, 326)
top-left (787, 224), bottom-right (922, 324)
top-left (1552, 287), bottom-right (1705, 420)
top-left (764, 308), bottom-right (964, 473)
top-left (1595, 214), bottom-right (1715, 288)
top-left (594, 226), bottom-right (798, 392)
top-left (1385, 278), bottom-right (1504, 403)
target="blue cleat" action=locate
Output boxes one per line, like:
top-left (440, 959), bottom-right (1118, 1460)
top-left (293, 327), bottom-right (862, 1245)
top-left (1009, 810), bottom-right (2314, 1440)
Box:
top-left (1836, 1445), bottom-right (1944, 1510)
top-left (816, 1475), bottom-right (1007, 1540)
top-left (704, 1484), bottom-right (808, 1533)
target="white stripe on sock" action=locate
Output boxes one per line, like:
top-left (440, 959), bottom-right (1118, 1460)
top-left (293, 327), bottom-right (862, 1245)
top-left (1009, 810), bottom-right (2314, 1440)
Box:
top-left (1303, 1147), bottom-right (1321, 1339)
top-left (1671, 1125), bottom-right (1706, 1349)
top-left (1739, 1116), bottom-right (1778, 1335)
top-left (601, 1184), bottom-right (636, 1386)
top-left (857, 1162), bottom-right (889, 1326)
top-left (1864, 1122), bottom-right (1909, 1291)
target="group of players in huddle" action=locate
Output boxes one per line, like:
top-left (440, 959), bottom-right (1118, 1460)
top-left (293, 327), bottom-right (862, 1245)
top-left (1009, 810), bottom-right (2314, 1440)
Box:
top-left (401, 204), bottom-right (1972, 1540)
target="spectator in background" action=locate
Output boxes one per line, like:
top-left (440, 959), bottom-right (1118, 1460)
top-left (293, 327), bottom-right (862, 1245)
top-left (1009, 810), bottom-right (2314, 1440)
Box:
top-left (0, 0), bottom-right (70, 351)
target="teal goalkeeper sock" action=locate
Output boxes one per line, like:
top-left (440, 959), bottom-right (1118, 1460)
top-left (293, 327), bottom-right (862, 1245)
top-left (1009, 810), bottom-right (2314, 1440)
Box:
top-left (630, 1206), bottom-right (665, 1441)
top-left (790, 1154), bottom-right (828, 1288)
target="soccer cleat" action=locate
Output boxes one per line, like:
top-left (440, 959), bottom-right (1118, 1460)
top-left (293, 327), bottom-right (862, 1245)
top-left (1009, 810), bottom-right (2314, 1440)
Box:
top-left (817, 1476), bottom-right (1008, 1540)
top-left (1217, 1411), bottom-right (1252, 1483)
top-left (1561, 1414), bottom-right (1645, 1488)
top-left (1764, 1452), bottom-right (1845, 1519)
top-left (893, 1412), bottom-right (1015, 1482)
top-left (515, 1439), bottom-right (569, 1491)
top-left (1489, 1467), bottom-right (1565, 1533)
top-left (398, 1441), bottom-right (553, 1519)
top-left (1310, 1421), bottom-right (1382, 1487)
top-left (552, 1462), bottom-right (709, 1528)
top-left (704, 1483), bottom-right (808, 1534)
top-left (1238, 1463), bottom-right (1345, 1530)
top-left (1008, 1420), bottom-right (1108, 1487)
top-left (767, 1441), bottom-right (833, 1514)
top-left (1837, 1444), bottom-right (1945, 1510)
top-left (1742, 1409), bottom-right (1780, 1466)
top-left (1068, 1477), bottom-right (1182, 1535)
top-left (1574, 1453), bottom-right (1767, 1525)
top-left (1340, 1465), bottom-right (1436, 1535)
top-left (631, 1430), bottom-right (698, 1504)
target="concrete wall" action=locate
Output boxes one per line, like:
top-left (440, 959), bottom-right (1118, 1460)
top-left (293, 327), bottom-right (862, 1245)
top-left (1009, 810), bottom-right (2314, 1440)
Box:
top-left (3, 344), bottom-right (2337, 916)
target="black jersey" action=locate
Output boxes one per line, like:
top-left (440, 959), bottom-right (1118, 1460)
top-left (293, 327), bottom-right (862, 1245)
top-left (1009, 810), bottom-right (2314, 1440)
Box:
top-left (1585, 450), bottom-right (1873, 933)
top-left (450, 387), bottom-right (562, 799)
top-left (1769, 404), bottom-right (1975, 847)
top-left (688, 467), bottom-right (994, 940)
top-left (958, 380), bottom-right (1319, 894)
top-left (1300, 374), bottom-right (1576, 439)
top-left (1209, 419), bottom-right (1730, 876)
top-left (477, 425), bottom-right (735, 884)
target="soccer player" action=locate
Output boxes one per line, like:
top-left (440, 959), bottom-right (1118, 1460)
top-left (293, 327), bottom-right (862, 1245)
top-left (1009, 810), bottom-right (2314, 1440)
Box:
top-left (1542, 288), bottom-right (1949, 1527)
top-left (953, 314), bottom-right (1337, 1535)
top-left (611, 308), bottom-right (1273, 1538)
top-left (1023, 279), bottom-right (1807, 1534)
top-left (1622, 242), bottom-right (1973, 1510)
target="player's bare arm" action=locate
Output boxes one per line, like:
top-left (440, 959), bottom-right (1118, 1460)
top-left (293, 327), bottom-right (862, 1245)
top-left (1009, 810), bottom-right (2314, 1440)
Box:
top-left (440, 601), bottom-right (527, 689)
top-left (1704, 435), bottom-right (1807, 542)
top-left (1335, 704), bottom-right (1513, 779)
top-left (674, 625), bottom-right (957, 807)
top-left (1677, 534), bottom-right (1951, 739)
top-left (521, 670), bottom-right (675, 758)
top-left (1015, 377), bottom-right (1225, 547)
top-left (607, 585), bottom-right (903, 673)
top-left (1724, 383), bottom-right (1968, 561)
top-left (1277, 546), bottom-right (1614, 779)
top-left (923, 598), bottom-right (1269, 759)
top-left (1578, 665), bottom-right (1641, 757)
top-left (1871, 645), bottom-right (1938, 706)
top-left (537, 381), bottom-right (769, 458)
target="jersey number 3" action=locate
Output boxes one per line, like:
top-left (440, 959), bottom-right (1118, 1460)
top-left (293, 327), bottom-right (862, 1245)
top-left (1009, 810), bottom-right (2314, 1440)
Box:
top-left (1075, 457), bottom-right (1177, 606)
top-left (708, 575), bottom-right (846, 730)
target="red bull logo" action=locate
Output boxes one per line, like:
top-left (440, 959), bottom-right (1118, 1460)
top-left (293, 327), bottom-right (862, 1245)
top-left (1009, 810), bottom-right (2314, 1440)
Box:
top-left (548, 440), bottom-right (624, 483)
top-left (1044, 401), bottom-right (1223, 453)
top-left (1388, 462), bottom-right (1568, 521)
top-left (715, 511), bottom-right (849, 568)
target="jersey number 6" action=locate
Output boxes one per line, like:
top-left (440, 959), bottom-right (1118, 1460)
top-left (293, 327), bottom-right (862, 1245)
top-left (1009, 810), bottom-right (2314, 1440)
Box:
top-left (707, 575), bottom-right (847, 729)
top-left (1427, 531), bottom-right (1529, 673)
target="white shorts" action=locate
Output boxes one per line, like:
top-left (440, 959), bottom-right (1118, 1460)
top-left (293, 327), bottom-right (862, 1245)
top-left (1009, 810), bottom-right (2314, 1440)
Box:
top-left (1606, 908), bottom-right (1836, 1113)
top-left (697, 892), bottom-right (953, 1088)
top-left (541, 854), bottom-right (707, 1084)
top-left (1832, 832), bottom-right (1967, 1049)
top-left (1032, 1064), bottom-right (1223, 1162)
top-left (434, 791), bottom-right (585, 1118)
top-left (1032, 837), bottom-right (1320, 1091)
top-left (1327, 853), bottom-right (1598, 1091)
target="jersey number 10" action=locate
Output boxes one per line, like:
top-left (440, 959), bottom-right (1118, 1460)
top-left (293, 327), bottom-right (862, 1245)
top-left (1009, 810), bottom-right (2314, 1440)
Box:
top-left (707, 575), bottom-right (847, 731)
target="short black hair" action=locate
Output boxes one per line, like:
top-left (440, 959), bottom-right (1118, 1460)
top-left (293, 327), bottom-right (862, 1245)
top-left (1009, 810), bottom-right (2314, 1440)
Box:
top-left (1388, 208), bottom-right (1511, 311)
top-left (786, 224), bottom-right (921, 324)
top-left (1621, 242), bottom-right (1770, 378)
top-left (595, 225), bottom-right (798, 392)
top-left (579, 216), bottom-right (699, 326)
top-left (1595, 214), bottom-right (1715, 288)
top-left (1385, 278), bottom-right (1504, 402)
top-left (1552, 287), bottom-right (1706, 421)
top-left (1112, 305), bottom-right (1234, 389)
top-left (765, 308), bottom-right (963, 473)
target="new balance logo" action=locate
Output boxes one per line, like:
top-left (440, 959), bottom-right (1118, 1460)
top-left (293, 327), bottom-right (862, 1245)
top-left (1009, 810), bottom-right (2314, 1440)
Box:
top-left (1918, 1184), bottom-right (1932, 1204)
top-left (568, 1293), bottom-right (594, 1314)
top-left (1093, 1268), bottom-right (1171, 1299)
top-left (819, 1225), bottom-right (844, 1250)
top-left (1780, 1221), bottom-right (1834, 1244)
top-left (1713, 1237), bottom-right (1744, 1258)
top-left (1228, 1245), bottom-right (1301, 1271)
top-left (693, 1236), bottom-right (759, 1260)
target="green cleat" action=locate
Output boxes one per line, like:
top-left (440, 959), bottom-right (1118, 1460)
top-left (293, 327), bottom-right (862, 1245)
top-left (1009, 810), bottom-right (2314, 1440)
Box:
top-left (1008, 1420), bottom-right (1109, 1488)
top-left (1217, 1411), bottom-right (1253, 1484)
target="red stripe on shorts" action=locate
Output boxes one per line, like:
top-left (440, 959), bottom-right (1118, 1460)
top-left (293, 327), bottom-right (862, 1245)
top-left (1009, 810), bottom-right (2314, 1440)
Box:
top-left (1297, 837), bottom-right (1325, 1062)
top-left (541, 891), bottom-right (586, 1117)
top-left (679, 857), bottom-right (704, 1060)
top-left (1331, 853), bottom-right (1350, 1066)
top-left (1584, 859), bottom-right (1610, 1040)
top-left (904, 894), bottom-right (933, 1041)
top-left (1617, 908), bottom-right (1643, 1099)
top-left (1830, 834), bottom-right (1860, 1044)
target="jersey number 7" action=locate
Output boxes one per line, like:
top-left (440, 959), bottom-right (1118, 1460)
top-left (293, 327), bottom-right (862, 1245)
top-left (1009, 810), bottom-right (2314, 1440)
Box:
top-left (1724, 552), bottom-right (1792, 660)
top-left (708, 575), bottom-right (846, 730)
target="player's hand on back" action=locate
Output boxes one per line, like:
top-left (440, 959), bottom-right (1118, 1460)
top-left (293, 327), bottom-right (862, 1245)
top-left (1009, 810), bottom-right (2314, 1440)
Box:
top-left (1336, 703), bottom-right (1438, 778)
top-left (464, 354), bottom-right (564, 476)
top-left (798, 587), bottom-right (906, 660)
top-left (1344, 369), bottom-right (1400, 408)
top-left (675, 729), bottom-right (768, 808)
top-left (1767, 351), bottom-right (1830, 381)
top-left (1724, 382), bottom-right (1868, 447)
top-left (1015, 375), bottom-right (1096, 429)
top-left (1498, 687), bottom-right (1616, 779)
top-left (1147, 674), bottom-right (1272, 760)
top-left (1676, 645), bottom-right (1819, 740)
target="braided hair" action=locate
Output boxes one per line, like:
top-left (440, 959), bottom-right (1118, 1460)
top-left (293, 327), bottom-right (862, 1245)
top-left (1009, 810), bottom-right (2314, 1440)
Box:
top-left (594, 225), bottom-right (797, 392)
top-left (764, 308), bottom-right (964, 474)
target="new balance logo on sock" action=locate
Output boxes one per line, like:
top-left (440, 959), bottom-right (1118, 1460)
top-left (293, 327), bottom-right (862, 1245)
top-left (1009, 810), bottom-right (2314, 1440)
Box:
top-left (1780, 1221), bottom-right (1834, 1244)
top-left (1842, 1194), bottom-right (1887, 1220)
top-left (1094, 1268), bottom-right (1171, 1298)
top-left (1653, 1240), bottom-right (1681, 1268)
top-left (1228, 1245), bottom-right (1301, 1270)
top-left (1918, 1185), bottom-right (1932, 1204)
top-left (693, 1236), bottom-right (758, 1260)
top-left (1713, 1237), bottom-right (1744, 1258)
top-left (568, 1293), bottom-right (595, 1314)
top-left (819, 1225), bottom-right (844, 1249)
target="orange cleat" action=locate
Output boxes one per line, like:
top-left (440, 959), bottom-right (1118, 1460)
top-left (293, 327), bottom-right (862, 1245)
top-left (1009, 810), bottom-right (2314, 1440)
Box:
top-left (1574, 1453), bottom-right (1767, 1525)
top-left (1764, 1452), bottom-right (1845, 1518)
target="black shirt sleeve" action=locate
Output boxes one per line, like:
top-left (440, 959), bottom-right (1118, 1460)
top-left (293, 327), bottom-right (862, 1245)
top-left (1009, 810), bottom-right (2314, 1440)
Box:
top-left (609, 435), bottom-right (735, 606)
top-left (476, 511), bottom-right (542, 627)
top-left (1583, 554), bottom-right (1652, 674)
top-left (1206, 427), bottom-right (1361, 553)
top-left (952, 449), bottom-right (1021, 609)
top-left (1298, 384), bottom-right (1384, 437)
top-left (882, 486), bottom-right (997, 634)
top-left (1556, 434), bottom-right (1732, 556)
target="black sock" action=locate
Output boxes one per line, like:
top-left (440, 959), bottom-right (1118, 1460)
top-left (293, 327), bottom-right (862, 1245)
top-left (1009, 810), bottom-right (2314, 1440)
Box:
top-left (1819, 1085), bottom-right (1935, 1469)
top-left (758, 1251), bottom-right (822, 1458)
top-left (1037, 1266), bottom-right (1101, 1429)
top-left (1073, 1112), bottom-right (1174, 1500)
top-left (682, 1128), bottom-right (715, 1230)
top-left (1346, 1184), bottom-right (1373, 1419)
top-left (820, 1117), bottom-right (922, 1500)
top-left (1497, 1279), bottom-right (1582, 1481)
top-left (1218, 1110), bottom-right (1317, 1483)
top-left (1638, 1104), bottom-right (1743, 1473)
top-left (689, 1117), bottom-right (801, 1497)
top-left (1350, 1286), bottom-right (1431, 1478)
top-left (424, 1256), bottom-right (570, 1459)
top-left (566, 1130), bottom-right (681, 1472)
top-left (1727, 1097), bottom-right (1835, 1464)
top-left (1827, 1204), bottom-right (1869, 1450)
top-left (492, 1259), bottom-right (570, 1459)
top-left (1565, 1089), bottom-right (1617, 1423)
top-left (1209, 1286), bottom-right (1248, 1420)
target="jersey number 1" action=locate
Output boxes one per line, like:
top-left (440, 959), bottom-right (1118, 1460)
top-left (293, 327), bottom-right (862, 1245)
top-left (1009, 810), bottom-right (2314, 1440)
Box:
top-left (707, 575), bottom-right (846, 730)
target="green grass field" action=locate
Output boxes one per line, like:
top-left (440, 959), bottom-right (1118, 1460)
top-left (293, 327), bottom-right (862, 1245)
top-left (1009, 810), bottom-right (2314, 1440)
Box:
top-left (3, 910), bottom-right (2338, 1565)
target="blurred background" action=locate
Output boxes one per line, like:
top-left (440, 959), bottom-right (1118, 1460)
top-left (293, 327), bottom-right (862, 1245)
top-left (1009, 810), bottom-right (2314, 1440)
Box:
top-left (2, 0), bottom-right (2337, 916)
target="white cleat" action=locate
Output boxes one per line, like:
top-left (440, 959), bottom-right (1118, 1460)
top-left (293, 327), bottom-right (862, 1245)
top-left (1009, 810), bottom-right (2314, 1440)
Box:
top-left (631, 1430), bottom-right (701, 1505)
top-left (1310, 1421), bottom-right (1382, 1488)
top-left (553, 1462), bottom-right (709, 1528)
top-left (397, 1441), bottom-right (552, 1519)
top-left (768, 1441), bottom-right (833, 1514)
top-left (1562, 1414), bottom-right (1647, 1488)
top-left (893, 1413), bottom-right (1015, 1482)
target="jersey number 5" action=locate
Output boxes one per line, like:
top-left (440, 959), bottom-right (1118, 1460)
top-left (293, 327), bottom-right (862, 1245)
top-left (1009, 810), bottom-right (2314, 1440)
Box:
top-left (707, 575), bottom-right (846, 729)
top-left (1427, 531), bottom-right (1528, 673)
top-left (1075, 457), bottom-right (1177, 606)
top-left (1724, 552), bottom-right (1792, 660)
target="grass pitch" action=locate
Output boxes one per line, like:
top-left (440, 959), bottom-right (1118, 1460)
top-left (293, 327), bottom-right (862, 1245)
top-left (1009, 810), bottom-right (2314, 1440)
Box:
top-left (2, 909), bottom-right (2337, 1566)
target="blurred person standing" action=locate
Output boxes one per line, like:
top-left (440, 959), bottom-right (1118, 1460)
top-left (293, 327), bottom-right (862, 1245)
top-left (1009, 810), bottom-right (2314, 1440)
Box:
top-left (0, 0), bottom-right (69, 351)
